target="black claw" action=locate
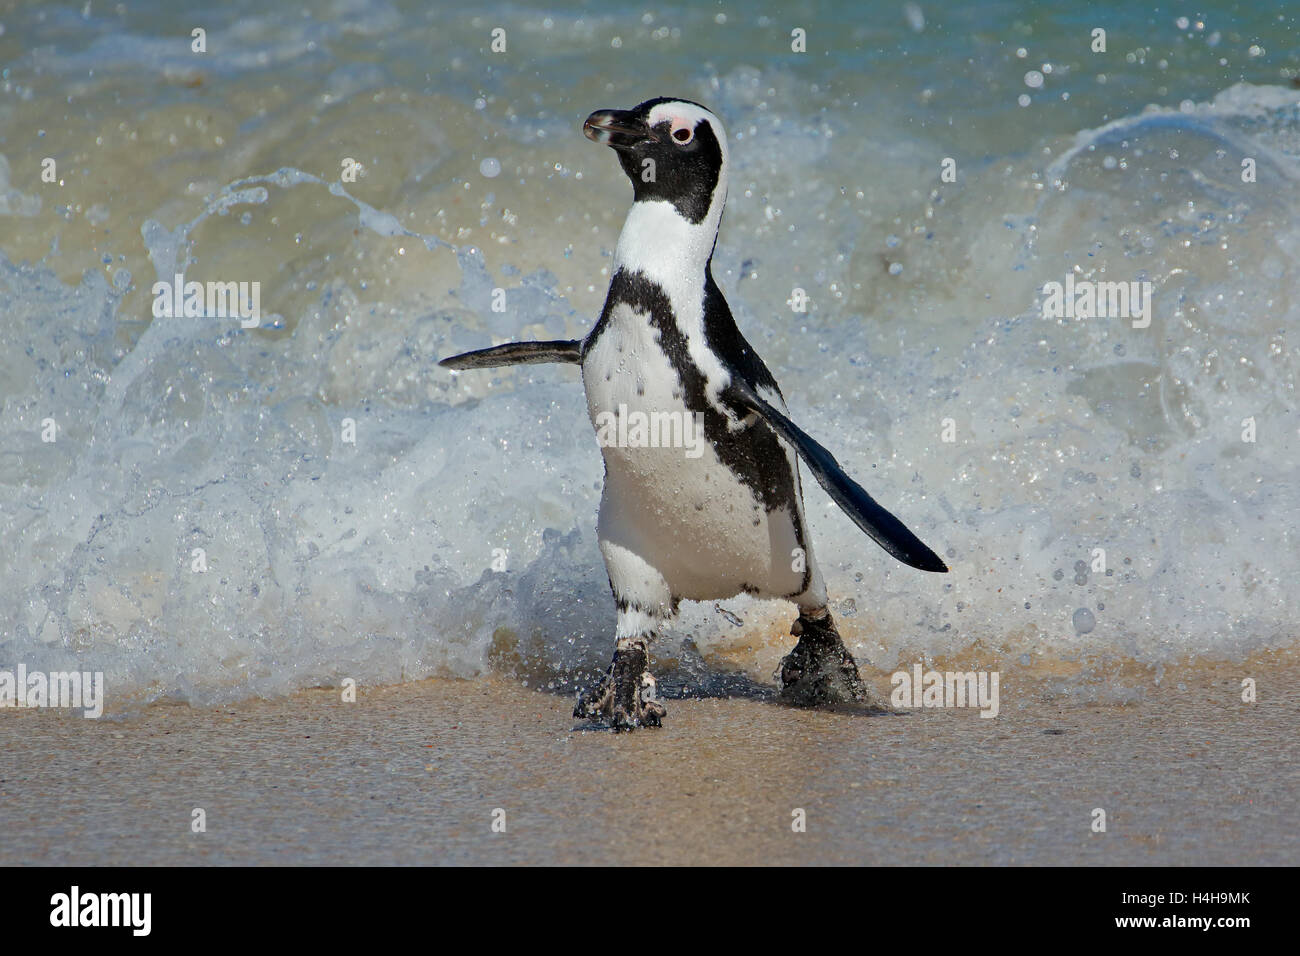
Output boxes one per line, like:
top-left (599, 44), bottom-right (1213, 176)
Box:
top-left (778, 610), bottom-right (869, 707)
top-left (574, 642), bottom-right (666, 730)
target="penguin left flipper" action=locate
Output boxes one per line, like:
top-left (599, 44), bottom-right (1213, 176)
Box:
top-left (725, 378), bottom-right (949, 574)
top-left (439, 339), bottom-right (582, 370)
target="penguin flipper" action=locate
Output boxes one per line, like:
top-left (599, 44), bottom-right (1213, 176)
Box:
top-left (439, 340), bottom-right (583, 370)
top-left (726, 379), bottom-right (949, 573)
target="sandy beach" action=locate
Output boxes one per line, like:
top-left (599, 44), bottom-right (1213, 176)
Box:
top-left (3, 651), bottom-right (1295, 866)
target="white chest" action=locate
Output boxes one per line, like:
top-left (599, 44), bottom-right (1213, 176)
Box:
top-left (582, 302), bottom-right (806, 601)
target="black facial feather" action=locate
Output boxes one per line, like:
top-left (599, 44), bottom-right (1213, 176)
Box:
top-left (612, 99), bottom-right (724, 225)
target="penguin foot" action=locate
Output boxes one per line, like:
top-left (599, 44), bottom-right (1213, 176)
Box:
top-left (778, 610), bottom-right (869, 706)
top-left (573, 641), bottom-right (667, 731)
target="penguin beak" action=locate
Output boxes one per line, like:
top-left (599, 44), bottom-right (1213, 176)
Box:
top-left (583, 109), bottom-right (654, 150)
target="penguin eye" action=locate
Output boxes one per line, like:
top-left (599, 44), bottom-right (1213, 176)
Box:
top-left (671, 122), bottom-right (694, 145)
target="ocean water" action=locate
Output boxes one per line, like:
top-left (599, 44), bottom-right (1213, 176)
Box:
top-left (1, 0), bottom-right (1298, 709)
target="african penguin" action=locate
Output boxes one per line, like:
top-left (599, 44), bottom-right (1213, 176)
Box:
top-left (440, 97), bottom-right (947, 731)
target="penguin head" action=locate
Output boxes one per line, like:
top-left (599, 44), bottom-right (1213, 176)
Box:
top-left (583, 97), bottom-right (728, 225)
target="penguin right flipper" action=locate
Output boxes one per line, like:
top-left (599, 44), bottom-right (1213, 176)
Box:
top-left (439, 339), bottom-right (583, 370)
top-left (726, 379), bottom-right (949, 573)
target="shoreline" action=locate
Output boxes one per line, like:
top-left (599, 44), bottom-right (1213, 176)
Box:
top-left (2, 649), bottom-right (1296, 865)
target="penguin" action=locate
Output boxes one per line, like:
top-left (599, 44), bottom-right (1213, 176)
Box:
top-left (440, 97), bottom-right (947, 730)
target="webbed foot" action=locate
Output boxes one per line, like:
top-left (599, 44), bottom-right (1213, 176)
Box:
top-left (778, 609), bottom-right (869, 706)
top-left (574, 641), bottom-right (667, 731)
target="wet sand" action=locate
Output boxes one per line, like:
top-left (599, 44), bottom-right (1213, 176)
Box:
top-left (2, 654), bottom-right (1296, 866)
